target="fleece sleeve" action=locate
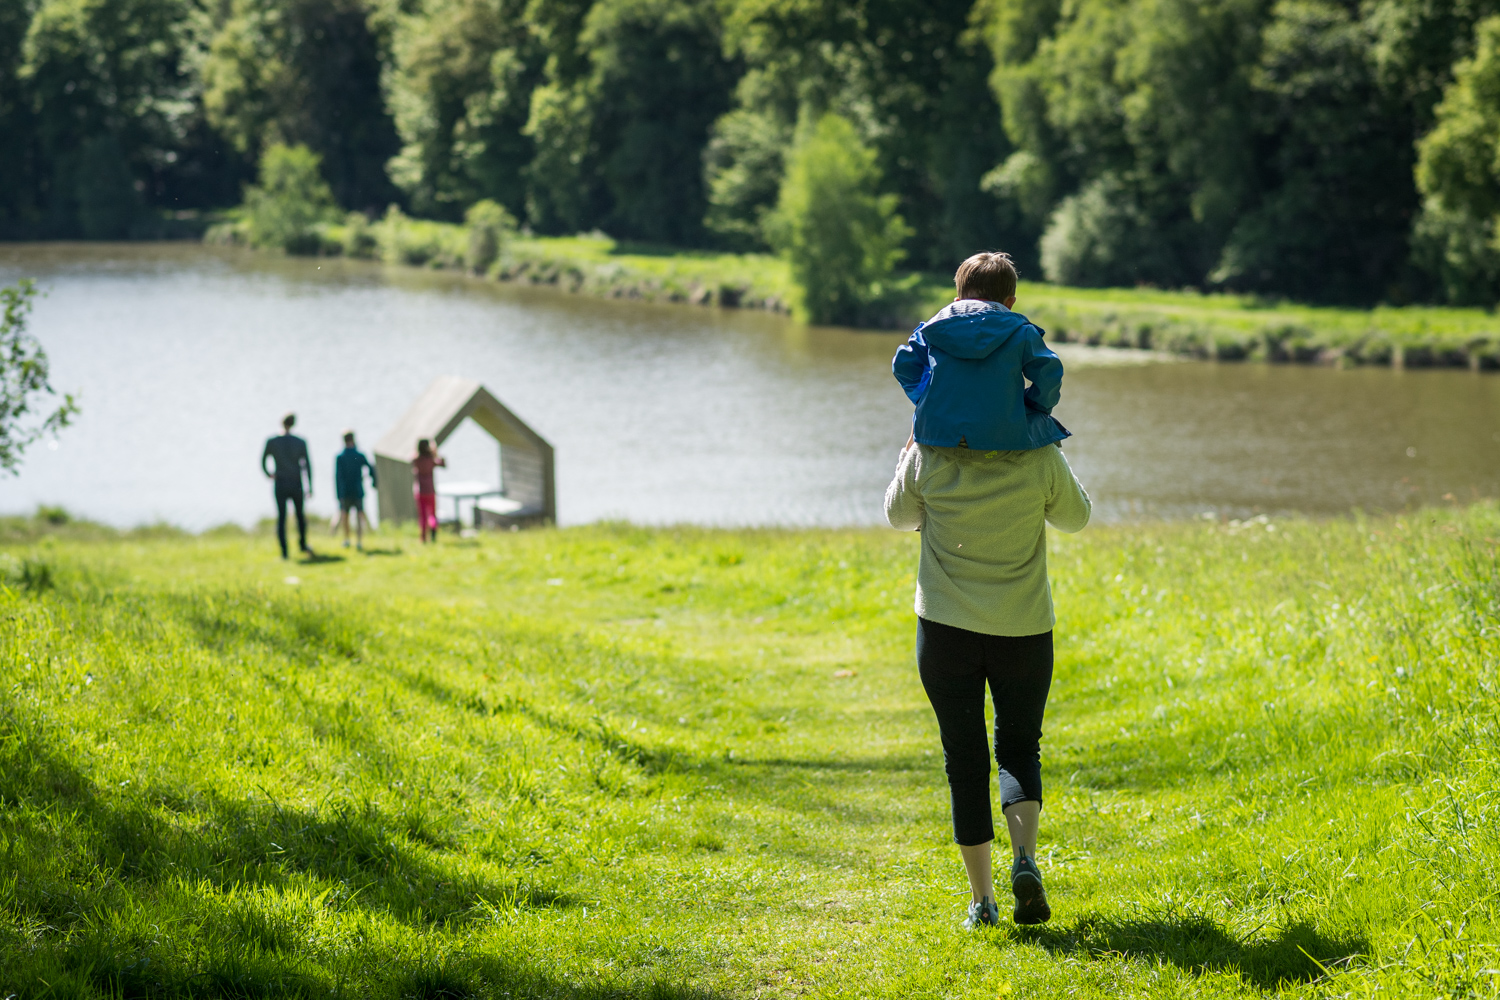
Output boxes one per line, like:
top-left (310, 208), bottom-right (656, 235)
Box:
top-left (883, 444), bottom-right (924, 531)
top-left (1021, 326), bottom-right (1064, 414)
top-left (1043, 445), bottom-right (1092, 533)
top-left (891, 330), bottom-right (932, 404)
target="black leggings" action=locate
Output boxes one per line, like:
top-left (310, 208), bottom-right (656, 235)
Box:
top-left (917, 618), bottom-right (1053, 847)
top-left (274, 483), bottom-right (307, 558)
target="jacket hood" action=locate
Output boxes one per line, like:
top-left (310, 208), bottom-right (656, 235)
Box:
top-left (918, 301), bottom-right (1028, 360)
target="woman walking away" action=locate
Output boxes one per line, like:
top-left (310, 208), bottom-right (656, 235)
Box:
top-left (412, 438), bottom-right (446, 543)
top-left (885, 435), bottom-right (1090, 928)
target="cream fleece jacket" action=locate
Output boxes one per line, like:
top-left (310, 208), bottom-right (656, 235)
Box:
top-left (883, 442), bottom-right (1091, 636)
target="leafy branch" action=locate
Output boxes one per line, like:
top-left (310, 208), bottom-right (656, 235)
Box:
top-left (1, 279), bottom-right (79, 474)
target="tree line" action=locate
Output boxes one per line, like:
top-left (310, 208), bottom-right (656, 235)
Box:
top-left (8, 0), bottom-right (1500, 305)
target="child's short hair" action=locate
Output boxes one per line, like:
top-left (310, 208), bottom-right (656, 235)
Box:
top-left (955, 252), bottom-right (1018, 301)
top-left (343, 431), bottom-right (355, 444)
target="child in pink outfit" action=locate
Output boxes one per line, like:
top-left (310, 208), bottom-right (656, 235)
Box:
top-left (412, 438), bottom-right (446, 542)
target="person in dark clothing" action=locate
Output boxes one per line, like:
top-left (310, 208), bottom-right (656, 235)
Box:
top-left (262, 413), bottom-right (313, 559)
top-left (334, 431), bottom-right (377, 549)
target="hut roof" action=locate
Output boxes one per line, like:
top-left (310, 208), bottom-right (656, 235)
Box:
top-left (373, 376), bottom-right (549, 461)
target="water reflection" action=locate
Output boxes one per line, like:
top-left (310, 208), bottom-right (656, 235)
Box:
top-left (0, 242), bottom-right (1496, 529)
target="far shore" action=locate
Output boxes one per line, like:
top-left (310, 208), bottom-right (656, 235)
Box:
top-left (9, 232), bottom-right (1500, 370)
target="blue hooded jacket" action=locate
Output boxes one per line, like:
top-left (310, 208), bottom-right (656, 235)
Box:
top-left (892, 299), bottom-right (1069, 451)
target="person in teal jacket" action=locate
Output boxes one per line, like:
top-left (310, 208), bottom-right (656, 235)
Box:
top-left (334, 431), bottom-right (377, 549)
top-left (892, 252), bottom-right (1068, 451)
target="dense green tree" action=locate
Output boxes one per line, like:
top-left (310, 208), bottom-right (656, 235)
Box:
top-left (385, 0), bottom-right (733, 241)
top-left (521, 0), bottom-right (735, 241)
top-left (985, 0), bottom-right (1466, 300)
top-left (384, 0), bottom-right (540, 219)
top-left (989, 0), bottom-right (1264, 288)
top-left (18, 0), bottom-right (198, 236)
top-left (1414, 14), bottom-right (1500, 303)
top-left (203, 0), bottom-right (401, 211)
top-left (583, 0), bottom-right (737, 242)
top-left (0, 0), bottom-right (41, 236)
top-left (708, 0), bottom-right (1014, 268)
top-left (13, 0), bottom-right (1500, 305)
top-left (1218, 0), bottom-right (1417, 303)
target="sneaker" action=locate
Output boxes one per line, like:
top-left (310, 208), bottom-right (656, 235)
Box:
top-left (1011, 849), bottom-right (1051, 925)
top-left (962, 896), bottom-right (1000, 930)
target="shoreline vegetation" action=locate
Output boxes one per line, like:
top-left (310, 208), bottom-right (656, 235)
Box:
top-left (3, 505), bottom-right (1499, 995)
top-left (206, 208), bottom-right (1500, 371)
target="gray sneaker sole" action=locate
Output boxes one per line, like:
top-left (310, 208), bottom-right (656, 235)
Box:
top-left (1011, 871), bottom-right (1051, 925)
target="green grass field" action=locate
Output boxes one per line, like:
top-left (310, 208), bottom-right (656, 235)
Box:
top-left (3, 508), bottom-right (1499, 998)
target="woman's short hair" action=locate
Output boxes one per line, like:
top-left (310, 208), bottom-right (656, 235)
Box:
top-left (955, 252), bottom-right (1018, 301)
top-left (417, 438), bottom-right (432, 456)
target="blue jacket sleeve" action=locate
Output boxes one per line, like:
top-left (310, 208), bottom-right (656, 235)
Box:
top-left (365, 453), bottom-right (377, 488)
top-left (1021, 325), bottom-right (1063, 414)
top-left (892, 328), bottom-right (932, 404)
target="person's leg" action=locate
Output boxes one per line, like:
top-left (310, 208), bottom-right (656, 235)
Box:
top-left (356, 507), bottom-right (367, 547)
top-left (916, 618), bottom-right (997, 909)
top-left (958, 843), bottom-right (993, 902)
top-left (293, 491), bottom-right (308, 553)
top-left (274, 485), bottom-right (290, 559)
top-left (985, 630), bottom-right (1054, 924)
top-left (1003, 801), bottom-right (1041, 860)
top-left (986, 630), bottom-right (1053, 854)
top-left (338, 506), bottom-right (350, 545)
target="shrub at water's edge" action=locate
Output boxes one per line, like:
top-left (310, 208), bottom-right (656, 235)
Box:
top-left (209, 144), bottom-right (341, 254)
top-left (762, 114), bottom-right (914, 326)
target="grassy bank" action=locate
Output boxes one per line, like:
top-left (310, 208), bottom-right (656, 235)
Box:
top-left (1021, 284), bottom-right (1500, 369)
top-left (208, 210), bottom-right (1500, 368)
top-left (4, 509), bottom-right (1500, 997)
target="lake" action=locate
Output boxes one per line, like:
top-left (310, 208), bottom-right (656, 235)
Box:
top-left (2, 242), bottom-right (1497, 530)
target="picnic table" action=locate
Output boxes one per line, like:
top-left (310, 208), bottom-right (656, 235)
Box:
top-left (435, 480), bottom-right (511, 530)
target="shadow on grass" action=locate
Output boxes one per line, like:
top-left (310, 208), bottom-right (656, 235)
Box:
top-left (0, 715), bottom-right (564, 930)
top-left (1011, 912), bottom-right (1367, 988)
top-left (362, 546), bottom-right (404, 556)
top-left (34, 947), bottom-right (729, 1000)
top-left (169, 589), bottom-right (367, 664)
top-left (391, 662), bottom-right (693, 775)
top-left (299, 551), bottom-right (346, 564)
top-left (0, 716), bottom-right (738, 999)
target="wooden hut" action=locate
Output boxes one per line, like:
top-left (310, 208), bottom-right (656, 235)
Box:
top-left (374, 376), bottom-right (555, 528)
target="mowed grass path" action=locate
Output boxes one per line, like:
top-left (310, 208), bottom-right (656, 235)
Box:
top-left (2, 511), bottom-right (1498, 998)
